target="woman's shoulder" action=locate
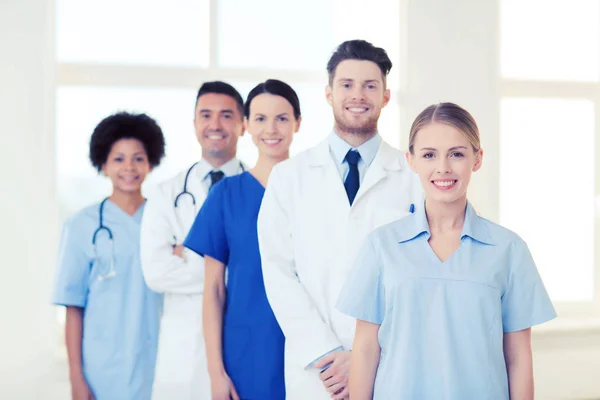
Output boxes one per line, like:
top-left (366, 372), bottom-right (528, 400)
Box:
top-left (217, 172), bottom-right (262, 194)
top-left (65, 201), bottom-right (104, 225)
top-left (369, 213), bottom-right (419, 246)
top-left (209, 173), bottom-right (244, 195)
top-left (475, 214), bottom-right (527, 249)
top-left (222, 171), bottom-right (247, 185)
top-left (202, 174), bottom-right (250, 212)
top-left (59, 201), bottom-right (105, 247)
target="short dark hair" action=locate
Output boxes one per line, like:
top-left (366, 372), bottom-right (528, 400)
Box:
top-left (326, 39), bottom-right (393, 85)
top-left (244, 79), bottom-right (301, 120)
top-left (195, 81), bottom-right (244, 117)
top-left (89, 112), bottom-right (166, 171)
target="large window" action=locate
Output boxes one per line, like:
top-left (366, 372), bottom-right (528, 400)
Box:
top-left (55, 0), bottom-right (403, 218)
top-left (55, 0), bottom-right (599, 314)
top-left (56, 0), bottom-right (211, 67)
top-left (53, 0), bottom-right (405, 350)
top-left (500, 0), bottom-right (600, 308)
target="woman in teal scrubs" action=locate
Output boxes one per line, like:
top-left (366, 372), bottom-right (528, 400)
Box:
top-left (184, 79), bottom-right (301, 400)
top-left (337, 102), bottom-right (557, 399)
top-left (52, 112), bottom-right (165, 399)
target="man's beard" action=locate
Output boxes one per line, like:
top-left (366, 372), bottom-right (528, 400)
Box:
top-left (334, 112), bottom-right (378, 135)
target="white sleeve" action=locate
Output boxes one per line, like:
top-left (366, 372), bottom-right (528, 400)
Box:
top-left (258, 166), bottom-right (342, 368)
top-left (140, 185), bottom-right (204, 294)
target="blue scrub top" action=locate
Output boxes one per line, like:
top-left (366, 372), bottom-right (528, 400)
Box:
top-left (337, 201), bottom-right (557, 400)
top-left (184, 172), bottom-right (285, 400)
top-left (52, 200), bottom-right (161, 400)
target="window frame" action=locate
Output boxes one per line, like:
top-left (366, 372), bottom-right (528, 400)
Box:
top-left (500, 80), bottom-right (600, 316)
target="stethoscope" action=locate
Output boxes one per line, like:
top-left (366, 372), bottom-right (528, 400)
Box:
top-left (92, 197), bottom-right (116, 281)
top-left (173, 161), bottom-right (245, 208)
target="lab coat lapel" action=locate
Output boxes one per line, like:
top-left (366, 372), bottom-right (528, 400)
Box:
top-left (352, 141), bottom-right (403, 206)
top-left (308, 139), bottom-right (351, 211)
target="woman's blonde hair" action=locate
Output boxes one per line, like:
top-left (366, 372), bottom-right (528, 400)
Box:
top-left (408, 102), bottom-right (481, 154)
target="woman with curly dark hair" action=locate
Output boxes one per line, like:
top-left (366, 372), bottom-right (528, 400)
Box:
top-left (52, 112), bottom-right (166, 400)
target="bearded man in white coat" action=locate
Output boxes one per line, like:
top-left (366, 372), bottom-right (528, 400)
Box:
top-left (140, 81), bottom-right (248, 400)
top-left (257, 40), bottom-right (422, 400)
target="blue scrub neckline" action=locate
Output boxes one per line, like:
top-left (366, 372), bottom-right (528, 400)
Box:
top-left (244, 171), bottom-right (266, 191)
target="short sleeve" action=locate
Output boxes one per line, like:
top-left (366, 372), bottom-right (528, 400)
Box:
top-left (501, 239), bottom-right (557, 332)
top-left (184, 181), bottom-right (229, 264)
top-left (336, 235), bottom-right (385, 324)
top-left (52, 218), bottom-right (91, 308)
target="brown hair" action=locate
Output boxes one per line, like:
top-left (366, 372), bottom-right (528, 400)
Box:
top-left (326, 40), bottom-right (392, 86)
top-left (408, 102), bottom-right (481, 154)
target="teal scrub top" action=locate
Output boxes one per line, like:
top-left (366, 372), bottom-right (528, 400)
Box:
top-left (52, 200), bottom-right (161, 400)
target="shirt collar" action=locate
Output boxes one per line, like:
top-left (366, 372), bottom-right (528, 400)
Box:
top-left (461, 202), bottom-right (494, 245)
top-left (328, 131), bottom-right (381, 168)
top-left (397, 200), bottom-right (495, 245)
top-left (197, 157), bottom-right (242, 182)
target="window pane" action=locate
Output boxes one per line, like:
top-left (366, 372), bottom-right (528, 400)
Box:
top-left (217, 0), bottom-right (335, 70)
top-left (378, 98), bottom-right (401, 150)
top-left (218, 0), bottom-right (401, 86)
top-left (332, 0), bottom-right (402, 91)
top-left (500, 98), bottom-right (595, 302)
top-left (56, 0), bottom-right (209, 67)
top-left (500, 0), bottom-right (600, 82)
top-left (56, 86), bottom-right (199, 217)
top-left (288, 84), bottom-right (333, 153)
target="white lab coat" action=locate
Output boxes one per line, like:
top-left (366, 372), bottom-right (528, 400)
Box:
top-left (140, 160), bottom-right (246, 400)
top-left (257, 138), bottom-right (422, 400)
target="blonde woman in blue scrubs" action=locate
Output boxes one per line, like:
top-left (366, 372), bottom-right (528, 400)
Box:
top-left (337, 102), bottom-right (557, 399)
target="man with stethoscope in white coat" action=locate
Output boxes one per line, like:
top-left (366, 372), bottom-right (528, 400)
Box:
top-left (140, 81), bottom-right (248, 400)
top-left (258, 40), bottom-right (423, 400)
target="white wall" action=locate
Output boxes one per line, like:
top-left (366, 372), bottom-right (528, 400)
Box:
top-left (0, 0), bottom-right (61, 398)
top-left (534, 329), bottom-right (600, 399)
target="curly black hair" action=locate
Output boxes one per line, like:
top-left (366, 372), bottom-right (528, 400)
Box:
top-left (89, 112), bottom-right (166, 172)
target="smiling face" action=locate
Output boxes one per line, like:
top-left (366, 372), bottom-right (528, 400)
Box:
top-left (407, 122), bottom-right (483, 205)
top-left (101, 138), bottom-right (150, 194)
top-left (326, 59), bottom-right (390, 136)
top-left (245, 93), bottom-right (300, 160)
top-left (193, 93), bottom-right (244, 162)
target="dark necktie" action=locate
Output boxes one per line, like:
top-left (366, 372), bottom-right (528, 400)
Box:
top-left (344, 150), bottom-right (361, 205)
top-left (209, 170), bottom-right (225, 189)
